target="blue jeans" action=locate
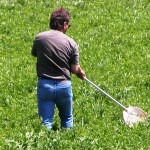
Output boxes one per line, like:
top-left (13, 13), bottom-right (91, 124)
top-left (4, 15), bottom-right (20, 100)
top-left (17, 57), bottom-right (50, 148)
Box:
top-left (37, 79), bottom-right (73, 130)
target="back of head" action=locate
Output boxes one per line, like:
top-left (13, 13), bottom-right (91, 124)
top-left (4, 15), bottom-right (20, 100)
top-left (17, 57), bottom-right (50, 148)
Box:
top-left (50, 7), bottom-right (70, 31)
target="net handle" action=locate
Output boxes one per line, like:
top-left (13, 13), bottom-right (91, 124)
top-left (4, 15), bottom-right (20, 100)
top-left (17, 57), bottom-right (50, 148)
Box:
top-left (84, 77), bottom-right (127, 111)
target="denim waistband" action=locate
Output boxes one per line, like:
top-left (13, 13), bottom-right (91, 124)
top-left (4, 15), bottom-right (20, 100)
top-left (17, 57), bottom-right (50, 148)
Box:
top-left (38, 76), bottom-right (67, 82)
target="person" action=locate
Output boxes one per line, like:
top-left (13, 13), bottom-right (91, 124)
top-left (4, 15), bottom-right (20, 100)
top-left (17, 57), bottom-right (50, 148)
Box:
top-left (31, 7), bottom-right (86, 130)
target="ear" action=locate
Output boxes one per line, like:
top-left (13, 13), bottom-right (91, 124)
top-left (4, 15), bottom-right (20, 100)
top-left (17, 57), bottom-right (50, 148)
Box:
top-left (63, 22), bottom-right (68, 30)
top-left (63, 22), bottom-right (69, 33)
top-left (64, 22), bottom-right (68, 27)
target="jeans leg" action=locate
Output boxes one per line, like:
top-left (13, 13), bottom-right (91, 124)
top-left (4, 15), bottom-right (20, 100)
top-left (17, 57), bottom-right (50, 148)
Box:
top-left (55, 81), bottom-right (73, 128)
top-left (37, 79), bottom-right (55, 130)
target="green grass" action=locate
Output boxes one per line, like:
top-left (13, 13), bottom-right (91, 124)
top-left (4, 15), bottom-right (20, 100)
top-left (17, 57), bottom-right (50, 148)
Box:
top-left (0, 0), bottom-right (150, 149)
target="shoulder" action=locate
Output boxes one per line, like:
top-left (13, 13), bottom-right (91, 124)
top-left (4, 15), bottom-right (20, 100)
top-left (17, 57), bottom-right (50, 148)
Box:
top-left (65, 35), bottom-right (78, 48)
top-left (35, 31), bottom-right (50, 39)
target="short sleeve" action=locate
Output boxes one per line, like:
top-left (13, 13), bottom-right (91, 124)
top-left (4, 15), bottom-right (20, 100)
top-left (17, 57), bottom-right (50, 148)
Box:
top-left (31, 38), bottom-right (37, 57)
top-left (70, 42), bottom-right (79, 65)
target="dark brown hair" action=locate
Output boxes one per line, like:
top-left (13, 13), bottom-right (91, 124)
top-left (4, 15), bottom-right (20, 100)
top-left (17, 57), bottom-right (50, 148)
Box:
top-left (50, 7), bottom-right (70, 30)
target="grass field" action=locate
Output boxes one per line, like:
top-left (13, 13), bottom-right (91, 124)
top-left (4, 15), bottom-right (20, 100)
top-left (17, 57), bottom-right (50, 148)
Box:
top-left (0, 0), bottom-right (150, 149)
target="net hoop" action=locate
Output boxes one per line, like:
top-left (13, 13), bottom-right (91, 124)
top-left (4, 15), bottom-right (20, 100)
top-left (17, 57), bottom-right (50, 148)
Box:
top-left (123, 106), bottom-right (147, 127)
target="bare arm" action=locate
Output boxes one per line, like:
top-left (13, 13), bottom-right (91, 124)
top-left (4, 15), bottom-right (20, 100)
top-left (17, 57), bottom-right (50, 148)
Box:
top-left (71, 64), bottom-right (85, 80)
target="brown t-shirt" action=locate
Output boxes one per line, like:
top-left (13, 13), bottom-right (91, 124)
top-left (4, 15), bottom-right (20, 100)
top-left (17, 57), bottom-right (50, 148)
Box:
top-left (31, 30), bottom-right (79, 80)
